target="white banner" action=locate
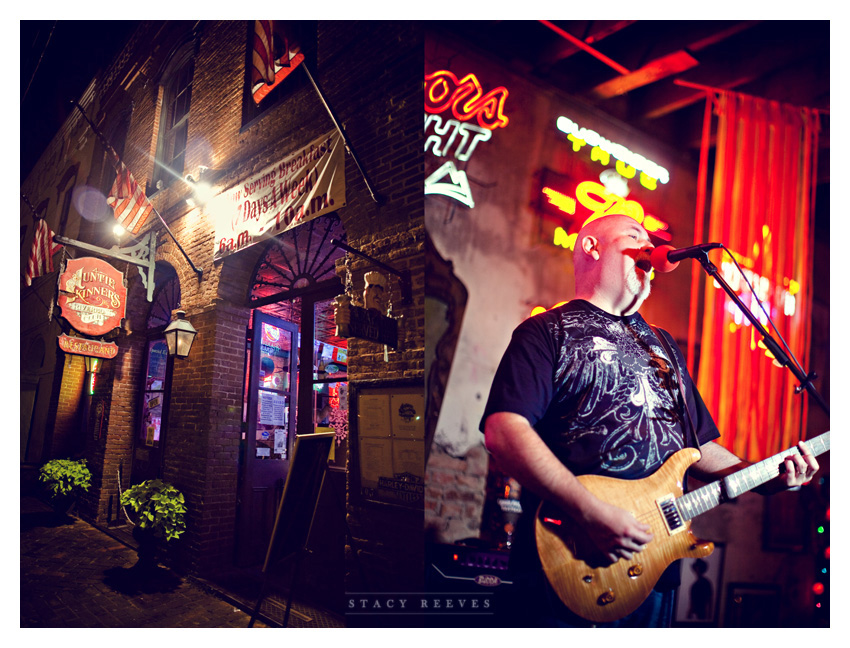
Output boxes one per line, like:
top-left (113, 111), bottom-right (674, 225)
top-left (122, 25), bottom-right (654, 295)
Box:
top-left (213, 129), bottom-right (346, 260)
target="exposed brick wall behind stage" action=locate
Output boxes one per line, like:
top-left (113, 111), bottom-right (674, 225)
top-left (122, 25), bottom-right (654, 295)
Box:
top-left (424, 444), bottom-right (489, 543)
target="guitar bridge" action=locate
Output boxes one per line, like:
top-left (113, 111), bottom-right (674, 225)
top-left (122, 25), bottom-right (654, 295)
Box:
top-left (657, 495), bottom-right (685, 534)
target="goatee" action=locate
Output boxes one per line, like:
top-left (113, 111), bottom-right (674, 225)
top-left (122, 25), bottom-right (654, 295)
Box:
top-left (627, 267), bottom-right (652, 302)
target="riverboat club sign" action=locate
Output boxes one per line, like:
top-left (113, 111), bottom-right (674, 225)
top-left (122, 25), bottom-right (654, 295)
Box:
top-left (213, 129), bottom-right (346, 261)
top-left (57, 257), bottom-right (127, 337)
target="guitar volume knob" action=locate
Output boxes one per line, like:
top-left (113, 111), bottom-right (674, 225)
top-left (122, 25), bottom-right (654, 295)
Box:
top-left (597, 589), bottom-right (616, 606)
top-left (628, 565), bottom-right (643, 578)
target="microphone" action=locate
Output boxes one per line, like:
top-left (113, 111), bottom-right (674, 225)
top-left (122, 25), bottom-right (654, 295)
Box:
top-left (650, 243), bottom-right (723, 273)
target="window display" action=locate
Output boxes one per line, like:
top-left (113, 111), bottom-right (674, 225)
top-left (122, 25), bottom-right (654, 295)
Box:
top-left (141, 339), bottom-right (168, 447)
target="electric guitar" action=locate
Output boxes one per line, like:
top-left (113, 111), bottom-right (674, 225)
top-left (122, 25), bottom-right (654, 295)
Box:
top-left (535, 432), bottom-right (830, 623)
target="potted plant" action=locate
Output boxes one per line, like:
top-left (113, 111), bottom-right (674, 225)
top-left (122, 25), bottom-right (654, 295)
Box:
top-left (119, 479), bottom-right (187, 572)
top-left (38, 458), bottom-right (92, 516)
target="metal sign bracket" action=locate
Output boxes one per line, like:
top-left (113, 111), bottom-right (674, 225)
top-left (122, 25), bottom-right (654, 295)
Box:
top-left (53, 231), bottom-right (158, 302)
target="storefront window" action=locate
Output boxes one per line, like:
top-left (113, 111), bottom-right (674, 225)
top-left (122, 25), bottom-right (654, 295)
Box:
top-left (313, 297), bottom-right (348, 465)
top-left (141, 339), bottom-right (169, 447)
top-left (133, 270), bottom-right (180, 482)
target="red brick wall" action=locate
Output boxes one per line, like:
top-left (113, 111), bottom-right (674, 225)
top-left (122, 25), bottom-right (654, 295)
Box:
top-left (81, 275), bottom-right (148, 525)
top-left (424, 445), bottom-right (489, 543)
top-left (342, 222), bottom-right (425, 594)
top-left (49, 354), bottom-right (86, 459)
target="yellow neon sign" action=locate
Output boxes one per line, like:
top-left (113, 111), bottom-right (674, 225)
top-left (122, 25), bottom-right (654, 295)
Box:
top-left (556, 116), bottom-right (670, 187)
top-left (542, 180), bottom-right (671, 242)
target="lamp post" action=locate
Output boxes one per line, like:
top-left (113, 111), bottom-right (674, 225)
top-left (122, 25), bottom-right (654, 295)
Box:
top-left (164, 310), bottom-right (197, 358)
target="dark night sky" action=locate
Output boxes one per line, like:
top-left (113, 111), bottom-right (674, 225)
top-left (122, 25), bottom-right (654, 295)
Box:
top-left (20, 20), bottom-right (138, 180)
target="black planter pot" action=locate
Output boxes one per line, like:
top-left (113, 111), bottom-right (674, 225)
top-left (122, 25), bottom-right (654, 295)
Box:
top-left (48, 494), bottom-right (77, 519)
top-left (130, 526), bottom-right (160, 573)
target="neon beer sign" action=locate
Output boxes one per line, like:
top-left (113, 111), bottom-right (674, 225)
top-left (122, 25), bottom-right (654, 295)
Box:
top-left (425, 70), bottom-right (509, 130)
top-left (425, 70), bottom-right (510, 209)
top-left (556, 116), bottom-right (669, 190)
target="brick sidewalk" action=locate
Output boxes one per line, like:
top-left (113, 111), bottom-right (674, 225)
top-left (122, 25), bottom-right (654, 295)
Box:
top-left (21, 496), bottom-right (267, 628)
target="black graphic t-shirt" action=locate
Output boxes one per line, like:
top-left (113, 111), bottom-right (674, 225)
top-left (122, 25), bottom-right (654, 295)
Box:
top-left (480, 300), bottom-right (720, 593)
top-left (481, 299), bottom-right (719, 478)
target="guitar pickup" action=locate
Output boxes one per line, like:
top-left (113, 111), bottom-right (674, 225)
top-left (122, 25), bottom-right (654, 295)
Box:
top-left (656, 495), bottom-right (685, 534)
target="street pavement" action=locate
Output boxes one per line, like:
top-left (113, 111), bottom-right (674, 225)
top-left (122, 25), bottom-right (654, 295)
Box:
top-left (20, 496), bottom-right (343, 628)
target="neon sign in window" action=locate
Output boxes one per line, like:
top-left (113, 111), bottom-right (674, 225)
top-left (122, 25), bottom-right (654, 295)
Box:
top-left (425, 160), bottom-right (476, 208)
top-left (556, 116), bottom-right (669, 188)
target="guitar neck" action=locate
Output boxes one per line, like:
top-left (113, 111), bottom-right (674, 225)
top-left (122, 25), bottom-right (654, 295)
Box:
top-left (677, 431), bottom-right (830, 522)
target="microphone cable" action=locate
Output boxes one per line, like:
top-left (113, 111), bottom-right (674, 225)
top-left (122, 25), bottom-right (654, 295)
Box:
top-left (717, 244), bottom-right (808, 379)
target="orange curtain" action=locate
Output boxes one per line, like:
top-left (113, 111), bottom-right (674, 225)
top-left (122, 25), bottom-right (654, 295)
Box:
top-left (696, 93), bottom-right (820, 462)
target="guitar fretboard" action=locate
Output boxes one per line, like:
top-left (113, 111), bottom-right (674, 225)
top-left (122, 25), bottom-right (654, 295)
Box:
top-left (677, 431), bottom-right (830, 522)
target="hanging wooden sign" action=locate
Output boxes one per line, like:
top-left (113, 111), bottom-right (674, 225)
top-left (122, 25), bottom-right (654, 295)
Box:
top-left (335, 300), bottom-right (398, 349)
top-left (57, 257), bottom-right (127, 337)
top-left (348, 306), bottom-right (398, 349)
top-left (58, 334), bottom-right (118, 359)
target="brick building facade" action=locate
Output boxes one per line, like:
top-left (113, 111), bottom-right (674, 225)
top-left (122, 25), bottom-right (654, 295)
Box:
top-left (21, 20), bottom-right (423, 616)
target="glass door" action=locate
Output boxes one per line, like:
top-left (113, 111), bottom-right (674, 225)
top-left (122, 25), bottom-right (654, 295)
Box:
top-left (236, 310), bottom-right (298, 565)
top-left (255, 318), bottom-right (296, 461)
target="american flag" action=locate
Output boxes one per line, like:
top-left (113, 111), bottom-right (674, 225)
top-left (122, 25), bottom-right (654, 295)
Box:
top-left (25, 219), bottom-right (63, 286)
top-left (251, 20), bottom-right (304, 104)
top-left (107, 161), bottom-right (154, 235)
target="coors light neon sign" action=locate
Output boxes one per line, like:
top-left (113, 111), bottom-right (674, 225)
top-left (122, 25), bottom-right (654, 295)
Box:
top-left (424, 70), bottom-right (510, 208)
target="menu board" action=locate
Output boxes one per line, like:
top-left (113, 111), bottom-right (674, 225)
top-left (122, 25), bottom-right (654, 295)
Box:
top-left (354, 382), bottom-right (424, 508)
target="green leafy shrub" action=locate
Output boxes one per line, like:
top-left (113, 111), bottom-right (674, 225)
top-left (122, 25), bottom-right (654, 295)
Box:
top-left (39, 459), bottom-right (92, 499)
top-left (120, 479), bottom-right (187, 541)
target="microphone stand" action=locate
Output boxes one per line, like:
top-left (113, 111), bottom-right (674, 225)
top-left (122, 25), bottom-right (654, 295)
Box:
top-left (693, 251), bottom-right (830, 418)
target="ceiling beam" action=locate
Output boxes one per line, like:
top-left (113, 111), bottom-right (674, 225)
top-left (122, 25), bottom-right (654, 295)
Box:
top-left (539, 20), bottom-right (630, 75)
top-left (638, 29), bottom-right (828, 120)
top-left (534, 20), bottom-right (636, 69)
top-left (589, 50), bottom-right (699, 99)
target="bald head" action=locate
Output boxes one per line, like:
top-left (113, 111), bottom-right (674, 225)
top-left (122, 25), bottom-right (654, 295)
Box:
top-left (572, 215), bottom-right (654, 315)
top-left (574, 215), bottom-right (645, 273)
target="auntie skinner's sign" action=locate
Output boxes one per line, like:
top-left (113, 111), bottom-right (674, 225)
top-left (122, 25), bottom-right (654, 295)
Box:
top-left (213, 129), bottom-right (346, 261)
top-left (57, 257), bottom-right (127, 337)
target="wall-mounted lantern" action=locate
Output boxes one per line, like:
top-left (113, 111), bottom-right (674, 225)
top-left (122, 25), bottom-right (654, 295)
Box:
top-left (164, 310), bottom-right (197, 358)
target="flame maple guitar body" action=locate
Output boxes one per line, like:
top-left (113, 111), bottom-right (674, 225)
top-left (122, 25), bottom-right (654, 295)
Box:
top-left (535, 447), bottom-right (714, 623)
